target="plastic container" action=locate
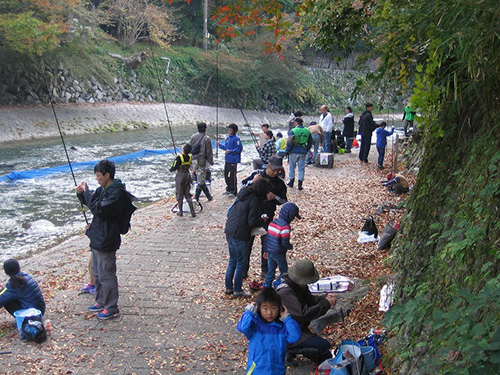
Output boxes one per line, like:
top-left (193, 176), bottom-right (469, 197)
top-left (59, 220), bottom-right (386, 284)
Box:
top-left (361, 345), bottom-right (376, 371)
top-left (13, 308), bottom-right (42, 339)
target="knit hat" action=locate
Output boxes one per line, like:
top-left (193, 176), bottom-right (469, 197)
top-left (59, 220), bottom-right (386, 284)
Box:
top-left (287, 260), bottom-right (319, 286)
top-left (4, 259), bottom-right (20, 276)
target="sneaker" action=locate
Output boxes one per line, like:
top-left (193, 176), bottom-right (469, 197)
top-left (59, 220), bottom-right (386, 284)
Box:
top-left (249, 281), bottom-right (263, 291)
top-left (225, 288), bottom-right (234, 295)
top-left (97, 309), bottom-right (120, 320)
top-left (222, 191), bottom-right (231, 195)
top-left (88, 303), bottom-right (104, 313)
top-left (234, 291), bottom-right (252, 298)
top-left (81, 283), bottom-right (96, 294)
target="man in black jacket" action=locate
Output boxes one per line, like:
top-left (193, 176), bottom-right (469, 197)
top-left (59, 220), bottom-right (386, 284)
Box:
top-left (358, 102), bottom-right (378, 163)
top-left (241, 156), bottom-right (287, 279)
top-left (77, 160), bottom-right (128, 320)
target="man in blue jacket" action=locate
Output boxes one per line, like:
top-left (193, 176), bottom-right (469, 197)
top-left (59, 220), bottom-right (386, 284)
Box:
top-left (77, 160), bottom-right (129, 321)
top-left (217, 123), bottom-right (243, 196)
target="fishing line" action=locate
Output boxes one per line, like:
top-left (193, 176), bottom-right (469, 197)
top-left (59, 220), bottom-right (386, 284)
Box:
top-left (148, 45), bottom-right (178, 155)
top-left (240, 109), bottom-right (259, 146)
top-left (37, 58), bottom-right (89, 225)
top-left (215, 41), bottom-right (220, 158)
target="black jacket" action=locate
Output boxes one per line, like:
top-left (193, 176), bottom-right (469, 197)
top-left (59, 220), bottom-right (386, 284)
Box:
top-left (224, 188), bottom-right (266, 241)
top-left (78, 179), bottom-right (128, 252)
top-left (359, 110), bottom-right (378, 137)
top-left (342, 113), bottom-right (355, 138)
top-left (241, 170), bottom-right (288, 220)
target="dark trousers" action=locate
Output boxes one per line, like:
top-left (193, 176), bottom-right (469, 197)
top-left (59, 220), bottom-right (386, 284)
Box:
top-left (224, 162), bottom-right (238, 194)
top-left (290, 335), bottom-right (333, 364)
top-left (359, 135), bottom-right (372, 162)
top-left (92, 249), bottom-right (119, 312)
top-left (244, 234), bottom-right (268, 278)
top-left (2, 300), bottom-right (22, 316)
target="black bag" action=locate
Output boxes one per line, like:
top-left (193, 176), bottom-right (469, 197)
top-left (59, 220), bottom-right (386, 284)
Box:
top-left (119, 189), bottom-right (137, 235)
top-left (377, 223), bottom-right (397, 250)
top-left (21, 315), bottom-right (47, 343)
top-left (361, 216), bottom-right (378, 238)
top-left (191, 134), bottom-right (206, 155)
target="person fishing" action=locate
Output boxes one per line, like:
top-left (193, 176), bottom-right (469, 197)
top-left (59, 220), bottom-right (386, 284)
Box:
top-left (169, 143), bottom-right (197, 217)
top-left (217, 124), bottom-right (243, 196)
top-left (188, 122), bottom-right (214, 202)
top-left (76, 159), bottom-right (131, 321)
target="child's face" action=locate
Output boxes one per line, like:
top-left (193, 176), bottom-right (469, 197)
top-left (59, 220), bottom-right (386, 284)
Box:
top-left (227, 128), bottom-right (235, 136)
top-left (259, 301), bottom-right (280, 323)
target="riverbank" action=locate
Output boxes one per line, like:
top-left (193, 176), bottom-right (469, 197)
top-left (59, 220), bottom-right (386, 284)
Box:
top-left (0, 102), bottom-right (404, 144)
top-left (0, 148), bottom-right (407, 374)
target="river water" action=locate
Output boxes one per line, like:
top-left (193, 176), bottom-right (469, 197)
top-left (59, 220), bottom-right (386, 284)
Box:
top-left (0, 126), bottom-right (263, 261)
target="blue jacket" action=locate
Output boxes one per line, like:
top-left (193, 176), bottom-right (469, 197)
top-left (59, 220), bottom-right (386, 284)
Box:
top-left (219, 134), bottom-right (243, 164)
top-left (237, 309), bottom-right (301, 375)
top-left (375, 127), bottom-right (394, 148)
top-left (266, 202), bottom-right (300, 255)
top-left (0, 272), bottom-right (46, 315)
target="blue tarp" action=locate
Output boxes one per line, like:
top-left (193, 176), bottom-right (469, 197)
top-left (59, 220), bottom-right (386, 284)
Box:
top-left (0, 140), bottom-right (222, 183)
top-left (0, 148), bottom-right (177, 183)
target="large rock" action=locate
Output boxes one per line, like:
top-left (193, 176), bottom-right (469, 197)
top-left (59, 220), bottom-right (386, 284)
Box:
top-left (310, 280), bottom-right (370, 333)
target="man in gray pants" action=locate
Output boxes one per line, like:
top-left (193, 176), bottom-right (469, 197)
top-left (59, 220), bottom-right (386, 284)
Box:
top-left (77, 160), bottom-right (129, 320)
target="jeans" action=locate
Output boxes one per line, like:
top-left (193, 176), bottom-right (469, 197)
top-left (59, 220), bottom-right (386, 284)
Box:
top-left (323, 131), bottom-right (332, 152)
top-left (265, 252), bottom-right (288, 287)
top-left (92, 248), bottom-right (119, 312)
top-left (377, 146), bottom-right (386, 167)
top-left (289, 153), bottom-right (306, 181)
top-left (345, 137), bottom-right (353, 151)
top-left (359, 135), bottom-right (372, 162)
top-left (310, 133), bottom-right (321, 163)
top-left (225, 235), bottom-right (249, 292)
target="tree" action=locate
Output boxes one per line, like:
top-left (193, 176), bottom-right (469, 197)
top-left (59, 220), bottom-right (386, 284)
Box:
top-left (99, 0), bottom-right (177, 47)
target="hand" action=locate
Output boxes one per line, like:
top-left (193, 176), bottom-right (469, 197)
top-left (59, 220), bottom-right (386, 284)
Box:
top-left (216, 141), bottom-right (220, 146)
top-left (245, 302), bottom-right (257, 313)
top-left (263, 252), bottom-right (268, 260)
top-left (266, 192), bottom-right (276, 201)
top-left (280, 305), bottom-right (289, 318)
top-left (326, 294), bottom-right (337, 307)
top-left (85, 224), bottom-right (90, 230)
top-left (76, 182), bottom-right (88, 193)
top-left (226, 150), bottom-right (230, 154)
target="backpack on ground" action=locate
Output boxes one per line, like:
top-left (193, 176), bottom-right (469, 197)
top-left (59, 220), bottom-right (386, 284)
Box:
top-left (21, 315), bottom-right (47, 343)
top-left (191, 134), bottom-right (206, 155)
top-left (361, 216), bottom-right (378, 238)
top-left (119, 188), bottom-right (138, 235)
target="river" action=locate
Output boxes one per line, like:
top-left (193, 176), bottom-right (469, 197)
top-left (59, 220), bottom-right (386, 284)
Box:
top-left (0, 126), bottom-right (264, 261)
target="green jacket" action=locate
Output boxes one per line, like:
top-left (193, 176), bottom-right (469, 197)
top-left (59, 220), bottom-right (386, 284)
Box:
top-left (404, 106), bottom-right (415, 121)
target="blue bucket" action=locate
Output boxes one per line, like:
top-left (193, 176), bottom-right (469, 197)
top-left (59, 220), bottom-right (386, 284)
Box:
top-left (361, 345), bottom-right (376, 371)
top-left (13, 308), bottom-right (42, 339)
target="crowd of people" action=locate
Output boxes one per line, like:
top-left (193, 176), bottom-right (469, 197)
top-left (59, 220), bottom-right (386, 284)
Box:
top-left (0, 102), bottom-right (412, 373)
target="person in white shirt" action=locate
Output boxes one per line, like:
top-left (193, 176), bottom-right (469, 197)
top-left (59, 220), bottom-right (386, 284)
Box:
top-left (319, 105), bottom-right (334, 152)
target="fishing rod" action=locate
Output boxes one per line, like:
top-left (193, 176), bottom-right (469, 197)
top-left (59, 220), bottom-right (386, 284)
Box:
top-left (215, 42), bottom-right (220, 159)
top-left (240, 109), bottom-right (259, 146)
top-left (37, 58), bottom-right (89, 225)
top-left (148, 46), bottom-right (178, 155)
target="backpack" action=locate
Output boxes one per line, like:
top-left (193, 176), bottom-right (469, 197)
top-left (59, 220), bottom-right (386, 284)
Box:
top-left (119, 189), bottom-right (137, 235)
top-left (191, 134), bottom-right (206, 155)
top-left (361, 216), bottom-right (378, 238)
top-left (21, 315), bottom-right (47, 343)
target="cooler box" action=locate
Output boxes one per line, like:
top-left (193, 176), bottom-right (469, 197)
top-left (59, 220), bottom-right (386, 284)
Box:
top-left (315, 153), bottom-right (334, 168)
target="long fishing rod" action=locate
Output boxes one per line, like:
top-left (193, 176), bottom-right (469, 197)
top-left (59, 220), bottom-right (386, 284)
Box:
top-left (240, 109), bottom-right (259, 146)
top-left (148, 46), bottom-right (178, 155)
top-left (37, 58), bottom-right (89, 225)
top-left (215, 42), bottom-right (220, 159)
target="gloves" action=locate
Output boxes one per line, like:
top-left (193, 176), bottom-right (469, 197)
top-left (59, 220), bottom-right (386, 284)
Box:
top-left (245, 303), bottom-right (257, 313)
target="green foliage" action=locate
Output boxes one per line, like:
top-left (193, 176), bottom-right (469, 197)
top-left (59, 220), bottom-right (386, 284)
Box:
top-left (0, 12), bottom-right (62, 55)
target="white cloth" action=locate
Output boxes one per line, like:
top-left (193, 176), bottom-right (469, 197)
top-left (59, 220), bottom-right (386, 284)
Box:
top-left (319, 112), bottom-right (334, 132)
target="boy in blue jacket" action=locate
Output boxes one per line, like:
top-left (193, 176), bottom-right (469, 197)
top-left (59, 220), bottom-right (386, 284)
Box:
top-left (264, 202), bottom-right (301, 288)
top-left (375, 121), bottom-right (394, 169)
top-left (217, 123), bottom-right (243, 196)
top-left (237, 287), bottom-right (301, 375)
